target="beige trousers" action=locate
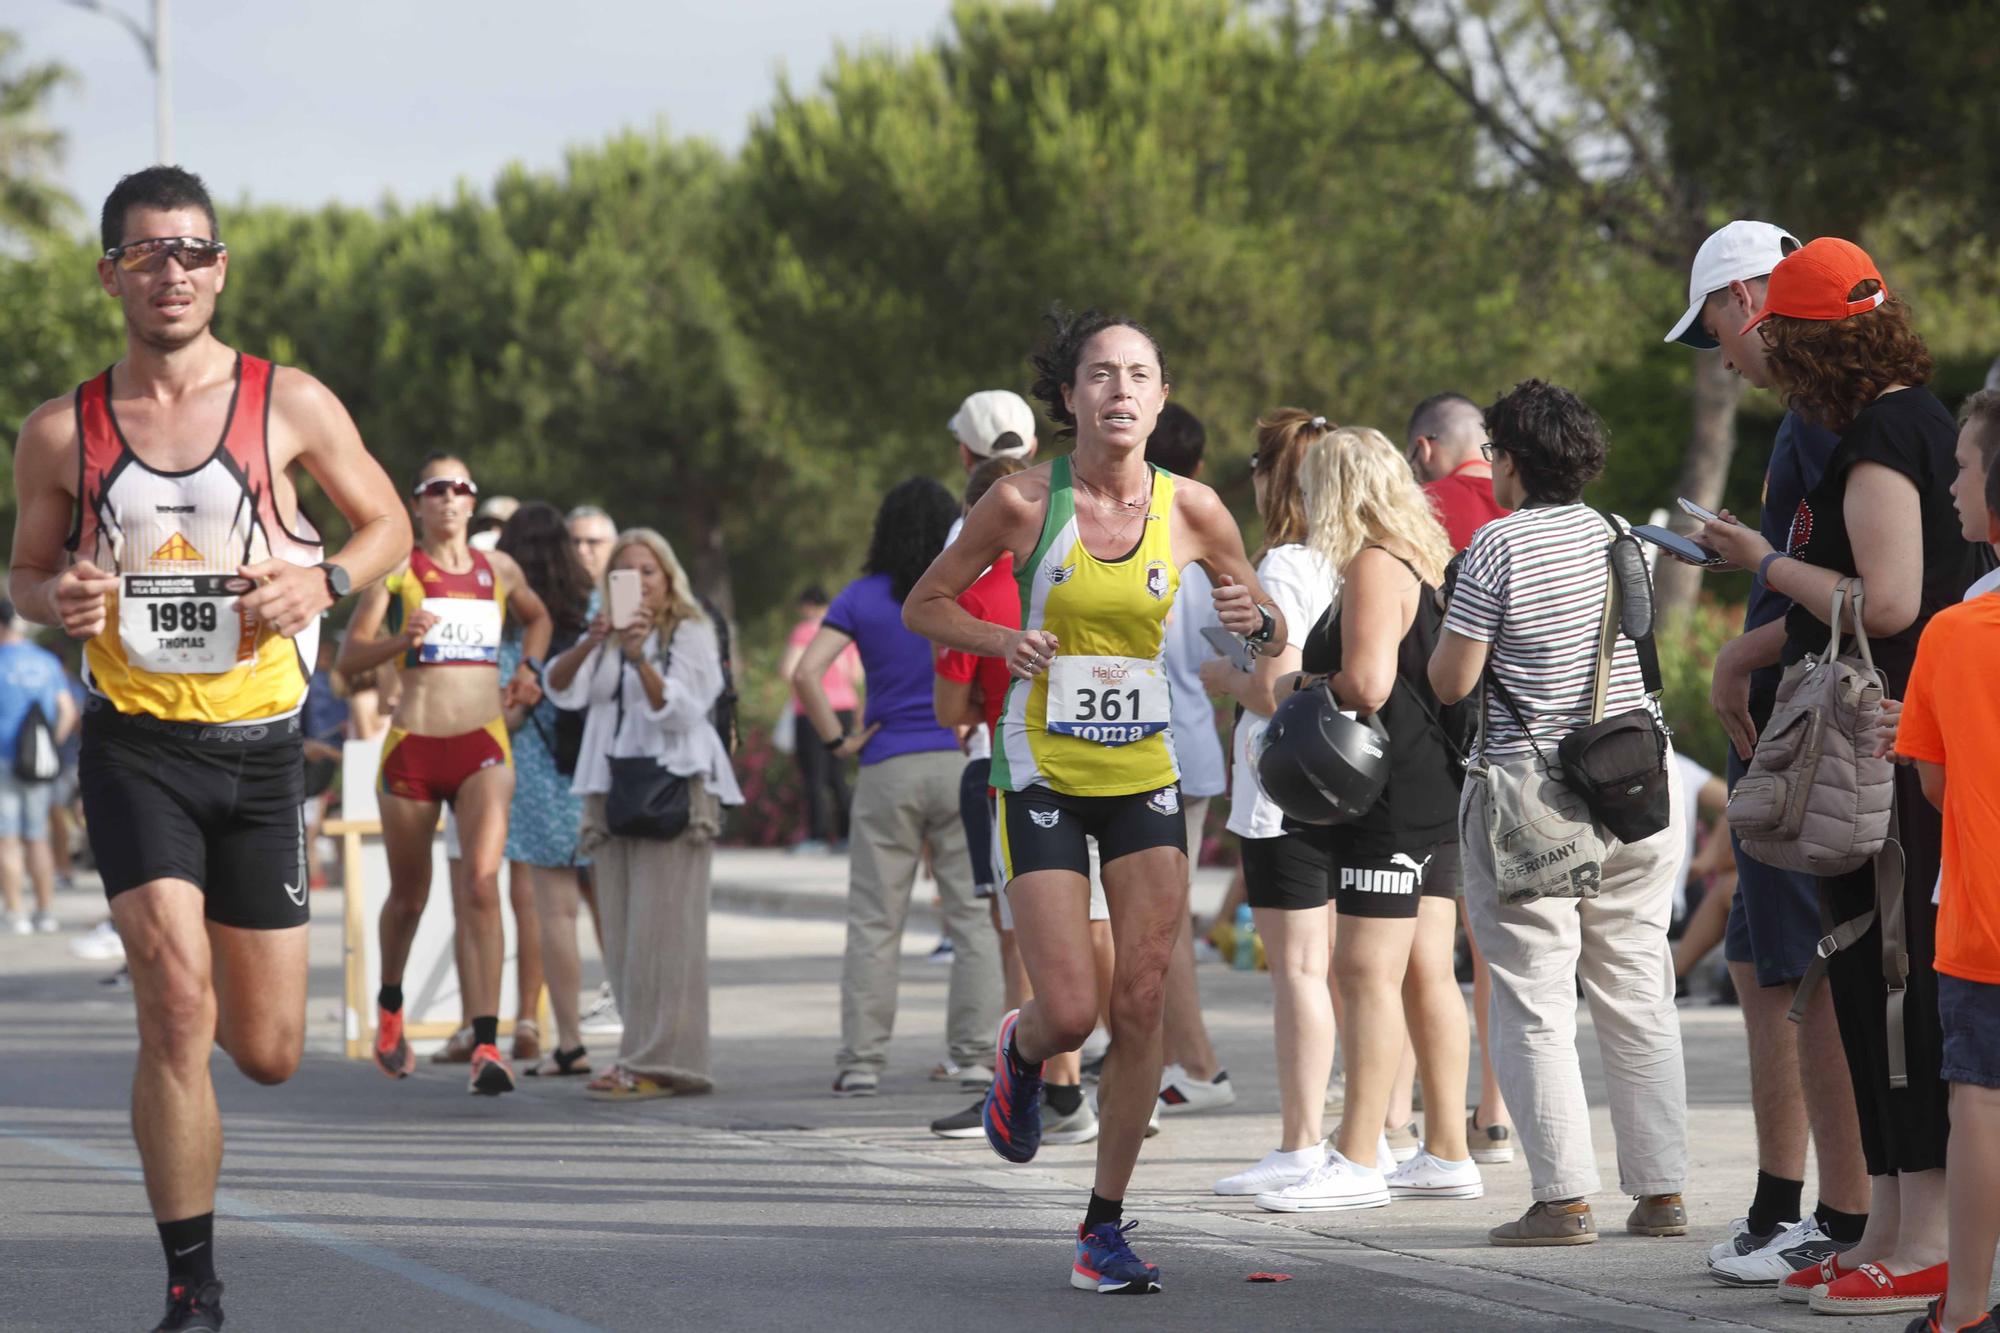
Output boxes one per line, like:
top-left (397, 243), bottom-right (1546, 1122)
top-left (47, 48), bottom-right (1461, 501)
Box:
top-left (581, 785), bottom-right (720, 1091)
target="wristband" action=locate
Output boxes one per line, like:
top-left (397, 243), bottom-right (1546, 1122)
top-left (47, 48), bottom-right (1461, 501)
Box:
top-left (1755, 552), bottom-right (1786, 589)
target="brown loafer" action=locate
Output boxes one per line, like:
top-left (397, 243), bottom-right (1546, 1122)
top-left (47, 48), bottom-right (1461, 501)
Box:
top-left (1627, 1193), bottom-right (1689, 1237)
top-left (1489, 1199), bottom-right (1597, 1247)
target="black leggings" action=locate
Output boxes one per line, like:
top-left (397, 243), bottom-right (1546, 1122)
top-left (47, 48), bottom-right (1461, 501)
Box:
top-left (794, 708), bottom-right (854, 843)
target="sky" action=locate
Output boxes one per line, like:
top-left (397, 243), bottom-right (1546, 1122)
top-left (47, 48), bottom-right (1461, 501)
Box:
top-left (20, 0), bottom-right (956, 219)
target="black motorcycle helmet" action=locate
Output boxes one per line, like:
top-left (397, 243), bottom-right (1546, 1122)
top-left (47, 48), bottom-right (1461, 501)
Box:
top-left (1256, 682), bottom-right (1391, 826)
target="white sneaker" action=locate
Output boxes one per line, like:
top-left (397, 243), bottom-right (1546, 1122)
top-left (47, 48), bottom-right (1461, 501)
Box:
top-left (1386, 1149), bottom-right (1484, 1200)
top-left (1708, 1217), bottom-right (1849, 1288)
top-left (3, 912), bottom-right (29, 936)
top-left (580, 983), bottom-right (622, 1035)
top-left (1255, 1149), bottom-right (1390, 1212)
top-left (1157, 1063), bottom-right (1237, 1114)
top-left (69, 919), bottom-right (125, 961)
top-left (1085, 1088), bottom-right (1162, 1138)
top-left (1043, 1093), bottom-right (1099, 1146)
top-left (831, 1069), bottom-right (879, 1097)
top-left (1079, 1026), bottom-right (1111, 1062)
top-left (1706, 1214), bottom-right (1792, 1266)
top-left (1214, 1146), bottom-right (1321, 1196)
top-left (31, 910), bottom-right (59, 934)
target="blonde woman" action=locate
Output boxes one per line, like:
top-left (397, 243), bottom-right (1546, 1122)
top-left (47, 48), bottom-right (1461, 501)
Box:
top-left (1254, 426), bottom-right (1481, 1212)
top-left (545, 528), bottom-right (742, 1101)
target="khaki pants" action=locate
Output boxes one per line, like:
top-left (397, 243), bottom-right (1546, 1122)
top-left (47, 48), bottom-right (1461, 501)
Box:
top-left (837, 749), bottom-right (1002, 1074)
top-left (1459, 767), bottom-right (1688, 1202)
top-left (581, 786), bottom-right (720, 1091)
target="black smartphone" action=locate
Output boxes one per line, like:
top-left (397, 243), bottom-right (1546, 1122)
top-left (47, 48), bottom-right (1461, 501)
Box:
top-left (1631, 524), bottom-right (1727, 568)
top-left (1200, 625), bottom-right (1254, 672)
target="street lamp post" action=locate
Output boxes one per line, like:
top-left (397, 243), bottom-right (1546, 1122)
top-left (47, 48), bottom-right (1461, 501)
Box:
top-left (64, 0), bottom-right (172, 164)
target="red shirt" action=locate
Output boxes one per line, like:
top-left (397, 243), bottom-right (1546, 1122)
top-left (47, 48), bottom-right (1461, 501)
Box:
top-left (1424, 462), bottom-right (1510, 551)
top-left (935, 553), bottom-right (1017, 734)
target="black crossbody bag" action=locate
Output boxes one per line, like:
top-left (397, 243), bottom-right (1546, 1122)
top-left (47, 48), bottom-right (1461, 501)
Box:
top-left (604, 648), bottom-right (691, 842)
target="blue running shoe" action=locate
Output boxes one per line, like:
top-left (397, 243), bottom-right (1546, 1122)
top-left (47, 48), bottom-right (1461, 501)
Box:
top-left (1072, 1220), bottom-right (1161, 1294)
top-left (982, 1008), bottom-right (1043, 1163)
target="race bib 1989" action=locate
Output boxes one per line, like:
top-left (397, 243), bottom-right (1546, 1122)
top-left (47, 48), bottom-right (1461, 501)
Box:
top-left (1045, 655), bottom-right (1170, 746)
top-left (418, 597), bottom-right (502, 665)
top-left (118, 573), bottom-right (254, 674)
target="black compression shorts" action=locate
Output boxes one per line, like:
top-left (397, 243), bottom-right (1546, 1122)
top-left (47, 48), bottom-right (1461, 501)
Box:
top-left (996, 783), bottom-right (1186, 883)
top-left (81, 703), bottom-right (310, 930)
top-left (1332, 839), bottom-right (1462, 919)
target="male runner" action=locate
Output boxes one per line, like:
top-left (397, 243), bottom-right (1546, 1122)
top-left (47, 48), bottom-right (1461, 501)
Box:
top-left (8, 167), bottom-right (409, 1332)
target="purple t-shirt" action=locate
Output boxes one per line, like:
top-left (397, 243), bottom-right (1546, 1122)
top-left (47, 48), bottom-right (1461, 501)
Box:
top-left (824, 572), bottom-right (959, 766)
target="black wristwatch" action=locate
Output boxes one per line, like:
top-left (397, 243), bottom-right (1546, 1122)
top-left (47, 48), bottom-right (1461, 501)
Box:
top-left (1245, 602), bottom-right (1278, 652)
top-left (319, 561), bottom-right (352, 602)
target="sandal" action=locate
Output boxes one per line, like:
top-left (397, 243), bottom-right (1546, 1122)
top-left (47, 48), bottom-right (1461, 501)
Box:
top-left (525, 1045), bottom-right (591, 1078)
top-left (585, 1067), bottom-right (675, 1102)
top-left (584, 1064), bottom-right (625, 1094)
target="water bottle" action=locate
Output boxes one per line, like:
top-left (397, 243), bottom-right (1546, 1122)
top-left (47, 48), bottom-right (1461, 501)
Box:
top-left (1232, 903), bottom-right (1257, 971)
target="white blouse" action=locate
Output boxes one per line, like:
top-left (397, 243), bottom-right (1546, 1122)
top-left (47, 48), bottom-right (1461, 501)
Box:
top-left (544, 618), bottom-right (744, 805)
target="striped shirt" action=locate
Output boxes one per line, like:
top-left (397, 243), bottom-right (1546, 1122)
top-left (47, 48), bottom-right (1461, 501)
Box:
top-left (1444, 504), bottom-right (1649, 763)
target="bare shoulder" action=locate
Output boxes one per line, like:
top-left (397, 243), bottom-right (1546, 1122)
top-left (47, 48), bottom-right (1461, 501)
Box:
top-left (993, 465), bottom-right (1052, 511)
top-left (484, 548), bottom-right (526, 586)
top-left (268, 364), bottom-right (361, 442)
top-left (13, 393), bottom-right (81, 485)
top-left (1168, 474), bottom-right (1228, 526)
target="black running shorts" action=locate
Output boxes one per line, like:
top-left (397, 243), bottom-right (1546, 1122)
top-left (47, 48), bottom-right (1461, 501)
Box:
top-left (80, 703), bottom-right (310, 930)
top-left (1241, 831), bottom-right (1333, 911)
top-left (1332, 839), bottom-right (1462, 919)
top-left (996, 783), bottom-right (1186, 883)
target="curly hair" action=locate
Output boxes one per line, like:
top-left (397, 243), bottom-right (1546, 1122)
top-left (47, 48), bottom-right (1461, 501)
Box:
top-left (865, 476), bottom-right (958, 601)
top-left (497, 501), bottom-right (592, 644)
top-left (1027, 306), bottom-right (1171, 439)
top-left (1484, 380), bottom-right (1607, 505)
top-left (1301, 427), bottom-right (1455, 587)
top-left (1761, 282), bottom-right (1933, 432)
top-left (1253, 408), bottom-right (1334, 557)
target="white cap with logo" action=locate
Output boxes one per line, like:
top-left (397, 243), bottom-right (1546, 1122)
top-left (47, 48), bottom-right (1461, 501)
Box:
top-left (1664, 220), bottom-right (1802, 349)
top-left (948, 390), bottom-right (1036, 458)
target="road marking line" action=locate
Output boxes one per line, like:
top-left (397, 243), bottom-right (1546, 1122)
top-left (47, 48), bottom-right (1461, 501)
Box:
top-left (0, 1123), bottom-right (604, 1333)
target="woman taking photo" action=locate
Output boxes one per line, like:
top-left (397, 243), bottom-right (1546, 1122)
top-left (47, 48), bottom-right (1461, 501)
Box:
top-left (1253, 426), bottom-right (1479, 1212)
top-left (544, 528), bottom-right (740, 1101)
top-left (1697, 240), bottom-right (1972, 1316)
top-left (496, 502), bottom-right (596, 1078)
top-left (340, 454), bottom-right (551, 1095)
top-left (1203, 409), bottom-right (1343, 1199)
top-left (793, 477), bottom-right (1001, 1100)
top-left (1429, 380), bottom-right (1689, 1247)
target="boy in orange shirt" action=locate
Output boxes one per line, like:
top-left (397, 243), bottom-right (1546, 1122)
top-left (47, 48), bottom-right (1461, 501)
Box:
top-left (1893, 459), bottom-right (2000, 1333)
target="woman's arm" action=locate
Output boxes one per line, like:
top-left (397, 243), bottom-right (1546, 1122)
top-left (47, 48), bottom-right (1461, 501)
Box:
top-left (905, 476), bottom-right (1054, 676)
top-left (334, 573), bottom-right (425, 677)
top-left (1428, 629), bottom-right (1490, 706)
top-left (546, 616), bottom-right (609, 696)
top-left (489, 550), bottom-right (551, 709)
top-left (630, 619), bottom-right (726, 727)
top-left (1199, 644), bottom-right (1302, 719)
top-left (793, 624), bottom-right (860, 748)
top-left (1328, 548), bottom-right (1419, 716)
top-left (1177, 483), bottom-right (1287, 646)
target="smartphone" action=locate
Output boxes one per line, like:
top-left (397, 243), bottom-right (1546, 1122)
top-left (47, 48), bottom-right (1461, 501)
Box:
top-left (608, 569), bottom-right (641, 628)
top-left (1632, 524), bottom-right (1727, 568)
top-left (1677, 496), bottom-right (1720, 525)
top-left (1200, 625), bottom-right (1254, 673)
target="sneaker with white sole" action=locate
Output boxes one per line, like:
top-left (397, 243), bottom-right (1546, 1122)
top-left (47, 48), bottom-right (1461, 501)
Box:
top-left (70, 919), bottom-right (125, 961)
top-left (1255, 1149), bottom-right (1391, 1212)
top-left (1708, 1216), bottom-right (1851, 1288)
top-left (1467, 1113), bottom-right (1515, 1165)
top-left (1079, 1026), bottom-right (1111, 1063)
top-left (1214, 1146), bottom-right (1322, 1196)
top-left (1157, 1063), bottom-right (1236, 1114)
top-left (1382, 1119), bottom-right (1421, 1163)
top-left (956, 1063), bottom-right (995, 1089)
top-left (832, 1069), bottom-right (879, 1097)
top-left (1706, 1214), bottom-right (1795, 1268)
top-left (930, 1098), bottom-right (986, 1138)
top-left (31, 910), bottom-right (58, 934)
top-left (580, 982), bottom-right (622, 1035)
top-left (1387, 1149), bottom-right (1484, 1200)
top-left (1043, 1091), bottom-right (1099, 1145)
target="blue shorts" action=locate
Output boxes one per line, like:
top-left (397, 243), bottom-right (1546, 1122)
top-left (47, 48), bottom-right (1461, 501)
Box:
top-left (1939, 975), bottom-right (2000, 1089)
top-left (1723, 747), bottom-right (1823, 987)
top-left (0, 770), bottom-right (54, 841)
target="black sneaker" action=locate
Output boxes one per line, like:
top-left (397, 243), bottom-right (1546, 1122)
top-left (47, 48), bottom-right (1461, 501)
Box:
top-left (931, 1098), bottom-right (987, 1139)
top-left (154, 1279), bottom-right (224, 1331)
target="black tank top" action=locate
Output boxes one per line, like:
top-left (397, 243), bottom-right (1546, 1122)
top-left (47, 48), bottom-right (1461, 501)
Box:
top-left (1295, 548), bottom-right (1471, 857)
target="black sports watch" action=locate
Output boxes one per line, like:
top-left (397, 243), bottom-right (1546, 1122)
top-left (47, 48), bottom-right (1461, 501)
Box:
top-left (319, 561), bottom-right (352, 602)
top-left (1245, 601), bottom-right (1278, 652)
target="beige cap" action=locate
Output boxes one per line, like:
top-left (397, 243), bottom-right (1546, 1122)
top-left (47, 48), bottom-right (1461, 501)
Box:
top-left (947, 390), bottom-right (1036, 458)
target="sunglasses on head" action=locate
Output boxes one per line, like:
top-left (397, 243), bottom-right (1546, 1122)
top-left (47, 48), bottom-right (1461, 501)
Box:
top-left (412, 477), bottom-right (478, 500)
top-left (104, 236), bottom-right (227, 274)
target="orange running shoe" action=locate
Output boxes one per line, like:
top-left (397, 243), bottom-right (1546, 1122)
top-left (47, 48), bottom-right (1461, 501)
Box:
top-left (374, 1007), bottom-right (414, 1079)
top-left (468, 1043), bottom-right (516, 1096)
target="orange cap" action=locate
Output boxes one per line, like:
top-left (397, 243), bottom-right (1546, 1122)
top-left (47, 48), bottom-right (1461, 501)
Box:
top-left (1740, 237), bottom-right (1887, 335)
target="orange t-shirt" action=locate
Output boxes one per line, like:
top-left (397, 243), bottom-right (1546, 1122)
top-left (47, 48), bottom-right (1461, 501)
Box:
top-left (1896, 592), bottom-right (2000, 983)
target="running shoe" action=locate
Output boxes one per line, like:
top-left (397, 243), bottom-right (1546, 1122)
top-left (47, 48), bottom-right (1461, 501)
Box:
top-left (1157, 1064), bottom-right (1236, 1115)
top-left (1708, 1216), bottom-right (1849, 1287)
top-left (1811, 1262), bottom-right (1949, 1316)
top-left (1467, 1112), bottom-right (1515, 1164)
top-left (1904, 1299), bottom-right (2000, 1332)
top-left (1043, 1091), bottom-right (1099, 1146)
top-left (926, 936), bottom-right (955, 963)
top-left (467, 1043), bottom-right (515, 1095)
top-left (1214, 1146), bottom-right (1321, 1197)
top-left (1780, 1250), bottom-right (1857, 1304)
top-left (1072, 1220), bottom-right (1161, 1294)
top-left (373, 1006), bottom-right (414, 1079)
top-left (982, 1009), bottom-right (1043, 1163)
top-left (1383, 1119), bottom-right (1422, 1163)
top-left (1705, 1213), bottom-right (1793, 1267)
top-left (69, 918), bottom-right (125, 961)
top-left (831, 1069), bottom-right (878, 1097)
top-left (1386, 1150), bottom-right (1484, 1200)
top-left (31, 909), bottom-right (59, 934)
top-left (2, 910), bottom-right (28, 936)
top-left (931, 1097), bottom-right (986, 1138)
top-left (1255, 1148), bottom-right (1390, 1213)
top-left (153, 1279), bottom-right (224, 1331)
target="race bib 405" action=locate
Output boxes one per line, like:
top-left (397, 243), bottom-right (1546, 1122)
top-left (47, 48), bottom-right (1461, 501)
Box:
top-left (1045, 655), bottom-right (1170, 747)
top-left (418, 597), bottom-right (503, 665)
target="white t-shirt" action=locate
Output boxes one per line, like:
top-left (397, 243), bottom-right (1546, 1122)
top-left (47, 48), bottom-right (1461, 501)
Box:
top-left (1162, 561), bottom-right (1228, 798)
top-left (1225, 544), bottom-right (1338, 840)
top-left (1670, 752), bottom-right (1714, 920)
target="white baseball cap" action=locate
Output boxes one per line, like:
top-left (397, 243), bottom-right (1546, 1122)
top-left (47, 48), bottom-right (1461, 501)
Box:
top-left (1664, 220), bottom-right (1802, 349)
top-left (947, 390), bottom-right (1036, 458)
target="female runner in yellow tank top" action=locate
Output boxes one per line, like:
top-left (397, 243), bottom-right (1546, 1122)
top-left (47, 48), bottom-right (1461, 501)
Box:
top-left (337, 453), bottom-right (551, 1094)
top-left (905, 311), bottom-right (1284, 1293)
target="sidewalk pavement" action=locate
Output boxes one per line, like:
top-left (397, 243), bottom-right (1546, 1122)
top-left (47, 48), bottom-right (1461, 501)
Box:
top-left (0, 852), bottom-right (1950, 1331)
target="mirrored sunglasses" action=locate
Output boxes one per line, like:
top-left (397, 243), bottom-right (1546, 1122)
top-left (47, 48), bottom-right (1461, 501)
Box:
top-left (412, 477), bottom-right (478, 500)
top-left (104, 236), bottom-right (227, 274)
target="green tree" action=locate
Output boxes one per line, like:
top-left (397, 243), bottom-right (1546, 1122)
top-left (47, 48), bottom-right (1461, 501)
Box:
top-left (0, 31), bottom-right (74, 243)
